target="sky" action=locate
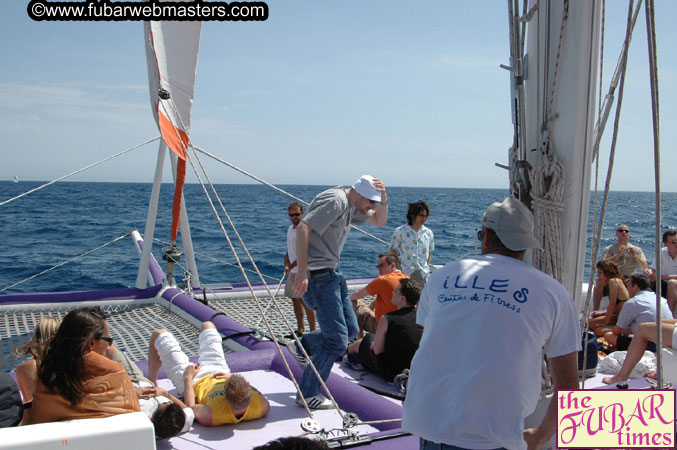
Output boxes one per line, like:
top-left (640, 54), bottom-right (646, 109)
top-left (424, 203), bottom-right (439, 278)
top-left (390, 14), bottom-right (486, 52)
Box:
top-left (1, 1), bottom-right (676, 191)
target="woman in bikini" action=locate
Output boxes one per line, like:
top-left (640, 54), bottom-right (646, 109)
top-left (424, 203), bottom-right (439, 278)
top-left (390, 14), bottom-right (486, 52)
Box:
top-left (589, 260), bottom-right (630, 336)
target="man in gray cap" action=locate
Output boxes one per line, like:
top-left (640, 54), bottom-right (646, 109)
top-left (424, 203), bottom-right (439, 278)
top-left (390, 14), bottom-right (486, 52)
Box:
top-left (402, 197), bottom-right (580, 450)
top-left (289, 175), bottom-right (388, 409)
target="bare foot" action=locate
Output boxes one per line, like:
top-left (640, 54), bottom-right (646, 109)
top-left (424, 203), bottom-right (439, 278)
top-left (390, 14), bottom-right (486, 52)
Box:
top-left (645, 371), bottom-right (657, 380)
top-left (602, 375), bottom-right (626, 385)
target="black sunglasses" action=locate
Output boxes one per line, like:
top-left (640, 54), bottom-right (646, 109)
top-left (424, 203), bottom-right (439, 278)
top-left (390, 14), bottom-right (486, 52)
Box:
top-left (617, 229), bottom-right (630, 233)
top-left (477, 229), bottom-right (485, 240)
top-left (96, 336), bottom-right (114, 345)
top-left (289, 213), bottom-right (302, 217)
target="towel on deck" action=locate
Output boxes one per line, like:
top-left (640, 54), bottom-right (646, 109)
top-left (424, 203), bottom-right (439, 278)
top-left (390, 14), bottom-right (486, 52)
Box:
top-left (29, 351), bottom-right (140, 424)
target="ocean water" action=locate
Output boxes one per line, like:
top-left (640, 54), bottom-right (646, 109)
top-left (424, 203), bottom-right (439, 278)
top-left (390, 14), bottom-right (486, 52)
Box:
top-left (1, 181), bottom-right (676, 294)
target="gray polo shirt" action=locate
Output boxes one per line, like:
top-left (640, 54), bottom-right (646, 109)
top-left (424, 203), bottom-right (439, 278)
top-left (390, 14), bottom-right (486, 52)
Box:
top-left (302, 187), bottom-right (368, 270)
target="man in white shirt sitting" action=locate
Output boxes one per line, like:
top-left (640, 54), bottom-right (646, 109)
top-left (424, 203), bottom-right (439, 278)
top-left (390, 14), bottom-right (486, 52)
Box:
top-left (645, 229), bottom-right (677, 314)
top-left (603, 273), bottom-right (673, 353)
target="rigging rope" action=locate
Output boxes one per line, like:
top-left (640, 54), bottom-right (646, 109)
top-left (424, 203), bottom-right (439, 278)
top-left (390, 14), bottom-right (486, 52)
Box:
top-left (0, 137), bottom-right (160, 208)
top-left (194, 146), bottom-right (390, 247)
top-left (581, 0), bottom-right (636, 325)
top-left (0, 233), bottom-right (131, 293)
top-left (530, 158), bottom-right (565, 283)
top-left (581, 1), bottom-right (607, 389)
top-left (580, 0), bottom-right (637, 388)
top-left (151, 236), bottom-right (280, 282)
top-left (543, 0), bottom-right (568, 140)
top-left (162, 98), bottom-right (346, 420)
top-left (530, 0), bottom-right (568, 283)
top-left (644, 0), bottom-right (664, 389)
top-left (185, 146), bottom-right (343, 417)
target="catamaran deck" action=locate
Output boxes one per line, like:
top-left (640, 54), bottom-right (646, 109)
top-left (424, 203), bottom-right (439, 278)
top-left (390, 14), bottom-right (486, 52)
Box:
top-left (0, 282), bottom-right (415, 449)
top-left (0, 279), bottom-right (372, 372)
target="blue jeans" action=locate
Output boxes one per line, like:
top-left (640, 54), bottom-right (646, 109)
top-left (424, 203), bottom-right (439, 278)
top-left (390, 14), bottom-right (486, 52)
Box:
top-left (420, 439), bottom-right (507, 450)
top-left (298, 270), bottom-right (358, 397)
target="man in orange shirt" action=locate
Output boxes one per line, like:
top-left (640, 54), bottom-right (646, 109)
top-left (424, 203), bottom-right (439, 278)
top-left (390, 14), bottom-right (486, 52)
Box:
top-left (350, 253), bottom-right (408, 333)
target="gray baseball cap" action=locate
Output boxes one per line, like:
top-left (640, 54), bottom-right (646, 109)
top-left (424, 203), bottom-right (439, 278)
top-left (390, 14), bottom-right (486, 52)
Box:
top-left (481, 197), bottom-right (541, 251)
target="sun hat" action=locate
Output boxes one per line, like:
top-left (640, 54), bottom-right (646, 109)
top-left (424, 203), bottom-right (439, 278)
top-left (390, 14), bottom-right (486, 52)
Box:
top-left (481, 196), bottom-right (541, 251)
top-left (351, 175), bottom-right (382, 202)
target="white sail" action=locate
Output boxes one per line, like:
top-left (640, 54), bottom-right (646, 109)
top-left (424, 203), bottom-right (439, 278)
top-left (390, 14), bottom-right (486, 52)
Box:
top-left (144, 19), bottom-right (202, 158)
top-left (12, 173), bottom-right (18, 183)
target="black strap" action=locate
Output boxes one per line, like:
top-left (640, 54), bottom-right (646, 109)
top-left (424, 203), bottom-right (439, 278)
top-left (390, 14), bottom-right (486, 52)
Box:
top-left (209, 312), bottom-right (228, 322)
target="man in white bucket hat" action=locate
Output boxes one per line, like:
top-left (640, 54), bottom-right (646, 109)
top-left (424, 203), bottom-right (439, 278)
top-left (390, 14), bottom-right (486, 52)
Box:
top-left (403, 196), bottom-right (580, 450)
top-left (289, 175), bottom-right (388, 409)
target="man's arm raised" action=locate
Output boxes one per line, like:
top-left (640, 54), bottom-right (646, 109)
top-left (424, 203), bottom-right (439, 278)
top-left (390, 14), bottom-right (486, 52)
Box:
top-left (366, 177), bottom-right (388, 227)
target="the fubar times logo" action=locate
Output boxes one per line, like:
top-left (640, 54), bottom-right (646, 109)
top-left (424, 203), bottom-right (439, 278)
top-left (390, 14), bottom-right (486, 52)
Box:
top-left (557, 389), bottom-right (675, 448)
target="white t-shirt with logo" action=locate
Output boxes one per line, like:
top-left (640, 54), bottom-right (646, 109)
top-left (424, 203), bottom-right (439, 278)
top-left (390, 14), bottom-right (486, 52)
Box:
top-left (402, 254), bottom-right (580, 450)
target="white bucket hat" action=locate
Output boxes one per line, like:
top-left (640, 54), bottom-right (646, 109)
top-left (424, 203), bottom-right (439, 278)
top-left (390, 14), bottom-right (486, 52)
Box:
top-left (481, 197), bottom-right (541, 251)
top-left (351, 175), bottom-right (382, 202)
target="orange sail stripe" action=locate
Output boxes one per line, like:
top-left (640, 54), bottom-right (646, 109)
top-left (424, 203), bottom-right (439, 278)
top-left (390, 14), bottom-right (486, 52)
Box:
top-left (171, 157), bottom-right (187, 242)
top-left (159, 110), bottom-right (189, 160)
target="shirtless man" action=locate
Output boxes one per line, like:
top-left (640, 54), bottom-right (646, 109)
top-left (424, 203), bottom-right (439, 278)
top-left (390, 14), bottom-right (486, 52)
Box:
top-left (593, 225), bottom-right (647, 310)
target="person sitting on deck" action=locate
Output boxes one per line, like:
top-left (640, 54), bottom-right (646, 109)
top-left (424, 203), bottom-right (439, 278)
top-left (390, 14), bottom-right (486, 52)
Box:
top-left (147, 320), bottom-right (270, 426)
top-left (28, 307), bottom-right (140, 424)
top-left (346, 278), bottom-right (423, 382)
top-left (645, 229), bottom-right (677, 315)
top-left (105, 344), bottom-right (194, 439)
top-left (602, 273), bottom-right (673, 352)
top-left (602, 318), bottom-right (677, 385)
top-left (350, 253), bottom-right (407, 334)
top-left (588, 260), bottom-right (630, 336)
top-left (592, 224), bottom-right (647, 310)
top-left (14, 317), bottom-right (60, 408)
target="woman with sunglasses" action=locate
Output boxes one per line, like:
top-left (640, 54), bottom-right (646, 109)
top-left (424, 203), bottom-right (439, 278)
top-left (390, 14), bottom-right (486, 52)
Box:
top-left (28, 307), bottom-right (139, 424)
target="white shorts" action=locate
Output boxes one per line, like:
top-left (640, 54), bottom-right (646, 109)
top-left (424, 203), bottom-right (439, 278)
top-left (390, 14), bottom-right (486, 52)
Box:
top-left (672, 323), bottom-right (677, 349)
top-left (284, 272), bottom-right (297, 298)
top-left (154, 328), bottom-right (230, 395)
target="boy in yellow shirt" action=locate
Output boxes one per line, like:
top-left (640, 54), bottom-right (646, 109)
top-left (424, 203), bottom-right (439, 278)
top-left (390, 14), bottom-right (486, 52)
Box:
top-left (148, 321), bottom-right (270, 426)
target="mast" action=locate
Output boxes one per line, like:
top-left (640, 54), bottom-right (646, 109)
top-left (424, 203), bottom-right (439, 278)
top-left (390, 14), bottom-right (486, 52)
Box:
top-left (520, 0), bottom-right (601, 307)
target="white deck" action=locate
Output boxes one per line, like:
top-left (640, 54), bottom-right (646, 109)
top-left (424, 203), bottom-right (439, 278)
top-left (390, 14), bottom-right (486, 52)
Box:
top-left (0, 412), bottom-right (155, 450)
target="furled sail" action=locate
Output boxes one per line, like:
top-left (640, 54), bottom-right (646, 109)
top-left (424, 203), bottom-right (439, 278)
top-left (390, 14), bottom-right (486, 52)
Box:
top-left (144, 17), bottom-right (202, 242)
